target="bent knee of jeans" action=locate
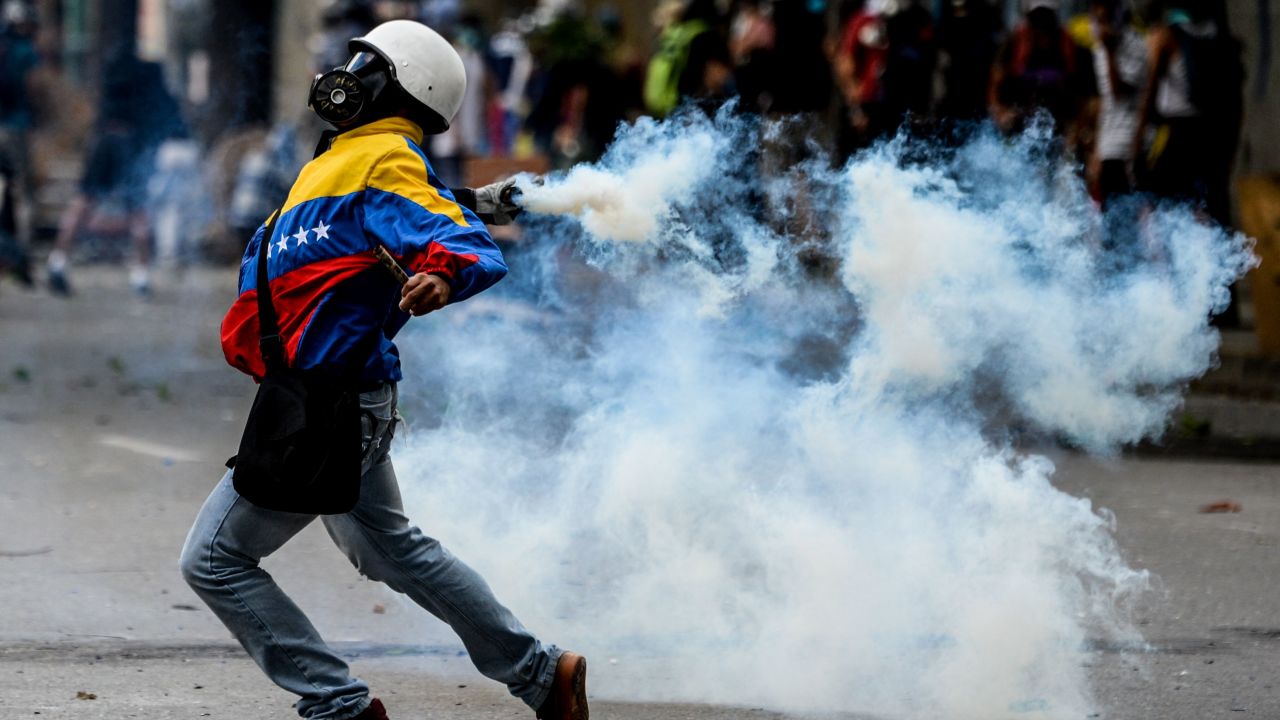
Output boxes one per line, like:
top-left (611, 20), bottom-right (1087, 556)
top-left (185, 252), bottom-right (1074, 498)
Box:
top-left (178, 539), bottom-right (208, 587)
top-left (345, 556), bottom-right (385, 585)
top-left (341, 530), bottom-right (425, 586)
top-left (341, 538), bottom-right (394, 583)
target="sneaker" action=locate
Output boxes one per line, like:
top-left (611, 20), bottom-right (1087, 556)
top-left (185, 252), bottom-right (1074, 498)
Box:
top-left (535, 652), bottom-right (588, 720)
top-left (47, 266), bottom-right (72, 296)
top-left (129, 265), bottom-right (151, 297)
top-left (352, 698), bottom-right (389, 719)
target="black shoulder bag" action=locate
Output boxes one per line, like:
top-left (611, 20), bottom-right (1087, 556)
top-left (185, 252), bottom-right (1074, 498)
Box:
top-left (229, 211), bottom-right (364, 514)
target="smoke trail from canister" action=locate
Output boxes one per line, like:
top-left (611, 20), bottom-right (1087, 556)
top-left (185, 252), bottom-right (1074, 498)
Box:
top-left (394, 108), bottom-right (1253, 719)
top-left (513, 116), bottom-right (725, 243)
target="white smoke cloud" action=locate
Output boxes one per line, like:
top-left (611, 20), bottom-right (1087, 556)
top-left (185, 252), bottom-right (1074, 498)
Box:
top-left (393, 109), bottom-right (1253, 719)
top-left (516, 115), bottom-right (725, 244)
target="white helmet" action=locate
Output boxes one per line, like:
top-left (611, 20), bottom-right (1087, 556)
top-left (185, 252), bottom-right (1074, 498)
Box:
top-left (352, 20), bottom-right (466, 130)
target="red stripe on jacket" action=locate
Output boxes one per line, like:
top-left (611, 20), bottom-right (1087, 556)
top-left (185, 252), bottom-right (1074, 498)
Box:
top-left (221, 255), bottom-right (377, 378)
top-left (402, 240), bottom-right (479, 283)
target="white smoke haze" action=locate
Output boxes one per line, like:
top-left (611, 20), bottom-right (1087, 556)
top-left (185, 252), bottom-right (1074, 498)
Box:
top-left (395, 108), bottom-right (1254, 719)
top-left (515, 115), bottom-right (725, 243)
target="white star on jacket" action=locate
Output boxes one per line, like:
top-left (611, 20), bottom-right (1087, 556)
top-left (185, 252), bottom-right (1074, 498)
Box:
top-left (267, 220), bottom-right (332, 260)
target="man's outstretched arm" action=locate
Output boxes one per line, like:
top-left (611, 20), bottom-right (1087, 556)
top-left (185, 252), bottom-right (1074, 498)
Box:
top-left (364, 142), bottom-right (509, 309)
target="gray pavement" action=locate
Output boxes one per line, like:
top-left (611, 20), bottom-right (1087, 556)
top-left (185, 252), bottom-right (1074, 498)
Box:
top-left (2, 269), bottom-right (1280, 719)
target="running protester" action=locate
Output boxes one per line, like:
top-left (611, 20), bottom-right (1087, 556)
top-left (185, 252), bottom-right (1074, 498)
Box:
top-left (179, 20), bottom-right (586, 720)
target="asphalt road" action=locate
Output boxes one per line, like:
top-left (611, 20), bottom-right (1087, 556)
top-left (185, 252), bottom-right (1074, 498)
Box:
top-left (1, 269), bottom-right (1278, 719)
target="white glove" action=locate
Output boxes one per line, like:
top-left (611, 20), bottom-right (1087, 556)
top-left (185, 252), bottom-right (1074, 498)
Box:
top-left (473, 177), bottom-right (522, 225)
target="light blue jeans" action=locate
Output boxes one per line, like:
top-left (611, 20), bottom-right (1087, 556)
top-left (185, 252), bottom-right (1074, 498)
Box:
top-left (180, 384), bottom-right (561, 719)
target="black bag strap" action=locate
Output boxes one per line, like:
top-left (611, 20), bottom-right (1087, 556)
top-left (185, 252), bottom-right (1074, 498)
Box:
top-left (253, 207), bottom-right (385, 381)
top-left (256, 209), bottom-right (286, 373)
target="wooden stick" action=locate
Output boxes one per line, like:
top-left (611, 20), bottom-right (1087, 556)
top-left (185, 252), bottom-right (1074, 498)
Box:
top-left (373, 245), bottom-right (409, 286)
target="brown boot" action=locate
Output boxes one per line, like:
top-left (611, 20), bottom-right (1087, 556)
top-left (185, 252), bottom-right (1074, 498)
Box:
top-left (352, 698), bottom-right (389, 719)
top-left (535, 651), bottom-right (588, 720)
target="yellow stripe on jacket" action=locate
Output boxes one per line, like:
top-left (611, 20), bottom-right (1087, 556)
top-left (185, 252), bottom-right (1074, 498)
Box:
top-left (280, 116), bottom-right (467, 218)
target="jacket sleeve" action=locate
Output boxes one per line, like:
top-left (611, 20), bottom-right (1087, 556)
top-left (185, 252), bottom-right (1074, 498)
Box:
top-left (362, 141), bottom-right (508, 304)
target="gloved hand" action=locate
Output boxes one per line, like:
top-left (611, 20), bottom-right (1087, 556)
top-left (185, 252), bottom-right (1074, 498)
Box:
top-left (472, 177), bottom-right (522, 225)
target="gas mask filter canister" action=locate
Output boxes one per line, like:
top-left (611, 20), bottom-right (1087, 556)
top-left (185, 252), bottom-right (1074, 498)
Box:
top-left (308, 50), bottom-right (392, 126)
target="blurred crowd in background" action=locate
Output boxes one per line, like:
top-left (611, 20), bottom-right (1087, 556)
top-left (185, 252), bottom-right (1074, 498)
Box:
top-left (0, 0), bottom-right (1257, 324)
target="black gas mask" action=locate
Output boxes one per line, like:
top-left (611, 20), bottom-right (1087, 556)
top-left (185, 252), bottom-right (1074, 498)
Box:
top-left (308, 50), bottom-right (393, 127)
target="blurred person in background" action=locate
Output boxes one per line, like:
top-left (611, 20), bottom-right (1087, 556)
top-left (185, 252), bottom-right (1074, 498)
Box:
top-left (1133, 0), bottom-right (1243, 325)
top-left (0, 0), bottom-right (37, 148)
top-left (988, 0), bottom-right (1093, 138)
top-left (228, 122), bottom-right (309, 246)
top-left (312, 0), bottom-right (379, 72)
top-left (832, 0), bottom-right (891, 156)
top-left (0, 142), bottom-right (23, 288)
top-left (728, 0), bottom-right (832, 128)
top-left (750, 0), bottom-right (833, 259)
top-left (46, 51), bottom-right (187, 296)
top-left (526, 2), bottom-right (625, 168)
top-left (1087, 0), bottom-right (1145, 208)
top-left (830, 0), bottom-right (867, 158)
top-left (597, 5), bottom-right (648, 125)
top-left (1134, 0), bottom-right (1242, 227)
top-left (429, 14), bottom-right (488, 186)
top-left (0, 0), bottom-right (39, 287)
top-left (880, 0), bottom-right (936, 130)
top-left (643, 0), bottom-right (733, 118)
top-left (146, 125), bottom-right (206, 272)
top-left (486, 16), bottom-right (534, 155)
top-left (730, 0), bottom-right (776, 113)
top-left (936, 0), bottom-right (1002, 122)
top-left (833, 0), bottom-right (935, 157)
top-left (419, 0), bottom-right (462, 35)
top-left (764, 0), bottom-right (832, 117)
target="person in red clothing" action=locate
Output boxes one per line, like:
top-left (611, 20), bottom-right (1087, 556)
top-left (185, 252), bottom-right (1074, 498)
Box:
top-left (834, 0), bottom-right (891, 153)
top-left (179, 20), bottom-right (588, 720)
top-left (833, 0), bottom-right (935, 158)
top-left (988, 0), bottom-right (1093, 136)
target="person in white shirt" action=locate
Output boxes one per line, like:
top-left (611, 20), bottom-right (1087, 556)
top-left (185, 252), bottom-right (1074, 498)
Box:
top-left (1088, 0), bottom-right (1145, 208)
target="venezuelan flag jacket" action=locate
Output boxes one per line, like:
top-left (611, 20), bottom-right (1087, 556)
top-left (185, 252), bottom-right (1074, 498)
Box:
top-left (220, 117), bottom-right (507, 382)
